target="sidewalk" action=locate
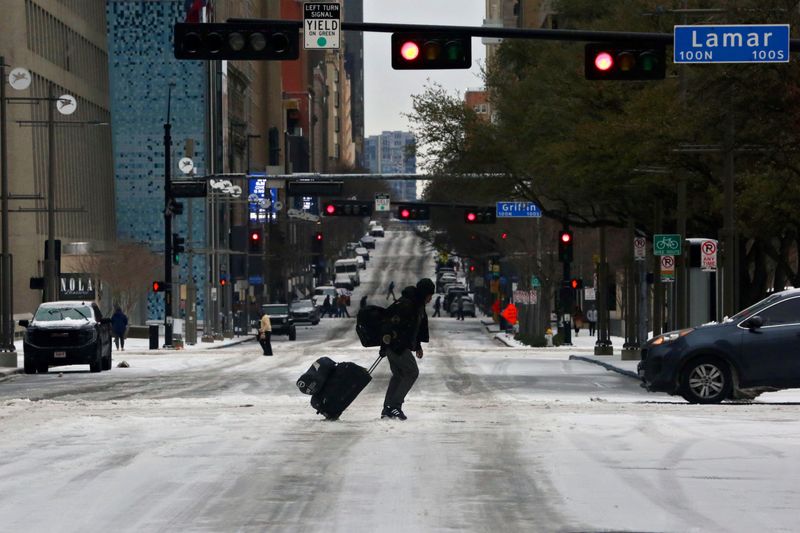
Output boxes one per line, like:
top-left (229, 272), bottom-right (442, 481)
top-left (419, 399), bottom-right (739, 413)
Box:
top-left (482, 319), bottom-right (640, 379)
top-left (0, 334), bottom-right (255, 380)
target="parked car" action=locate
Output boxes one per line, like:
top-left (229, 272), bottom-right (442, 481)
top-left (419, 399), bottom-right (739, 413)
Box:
top-left (346, 241), bottom-right (361, 252)
top-left (261, 304), bottom-right (296, 341)
top-left (638, 289), bottom-right (800, 404)
top-left (360, 235), bottom-right (376, 249)
top-left (20, 301), bottom-right (113, 374)
top-left (370, 225), bottom-right (385, 238)
top-left (290, 299), bottom-right (320, 325)
top-left (437, 274), bottom-right (457, 293)
top-left (354, 246), bottom-right (370, 262)
top-left (354, 255), bottom-right (366, 270)
top-left (312, 286), bottom-right (338, 306)
top-left (449, 295), bottom-right (476, 317)
top-left (444, 286), bottom-right (469, 308)
top-left (334, 273), bottom-right (355, 291)
top-left (334, 258), bottom-right (360, 286)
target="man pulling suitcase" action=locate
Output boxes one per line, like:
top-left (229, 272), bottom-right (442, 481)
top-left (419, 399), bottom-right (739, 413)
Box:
top-left (379, 278), bottom-right (435, 421)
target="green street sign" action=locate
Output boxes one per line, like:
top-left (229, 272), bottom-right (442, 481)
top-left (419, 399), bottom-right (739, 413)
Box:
top-left (531, 275), bottom-right (541, 288)
top-left (654, 234), bottom-right (682, 256)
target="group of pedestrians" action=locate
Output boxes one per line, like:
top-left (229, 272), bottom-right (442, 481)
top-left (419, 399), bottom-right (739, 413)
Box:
top-left (572, 306), bottom-right (598, 336)
top-left (320, 294), bottom-right (351, 318)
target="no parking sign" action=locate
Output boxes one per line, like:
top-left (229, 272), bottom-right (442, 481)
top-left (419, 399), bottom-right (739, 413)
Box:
top-left (701, 240), bottom-right (717, 272)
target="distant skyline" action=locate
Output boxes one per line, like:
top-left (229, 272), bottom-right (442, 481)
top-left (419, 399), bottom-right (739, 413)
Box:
top-left (362, 1), bottom-right (486, 137)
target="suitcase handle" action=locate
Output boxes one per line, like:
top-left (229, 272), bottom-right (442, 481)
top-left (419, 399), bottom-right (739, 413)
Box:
top-left (367, 354), bottom-right (384, 375)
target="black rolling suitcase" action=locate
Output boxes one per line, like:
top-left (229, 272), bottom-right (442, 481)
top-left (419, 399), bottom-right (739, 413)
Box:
top-left (310, 355), bottom-right (383, 420)
top-left (296, 356), bottom-right (337, 395)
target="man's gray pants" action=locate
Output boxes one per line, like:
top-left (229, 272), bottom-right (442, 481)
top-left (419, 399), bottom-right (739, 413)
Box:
top-left (383, 348), bottom-right (419, 409)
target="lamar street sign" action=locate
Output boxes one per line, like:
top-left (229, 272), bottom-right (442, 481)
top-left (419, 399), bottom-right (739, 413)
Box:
top-left (674, 24), bottom-right (790, 64)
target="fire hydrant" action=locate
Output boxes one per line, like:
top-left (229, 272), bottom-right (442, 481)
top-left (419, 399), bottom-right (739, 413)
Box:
top-left (545, 327), bottom-right (554, 347)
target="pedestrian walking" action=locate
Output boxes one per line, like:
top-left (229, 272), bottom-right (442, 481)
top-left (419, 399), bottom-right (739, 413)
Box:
top-left (432, 295), bottom-right (441, 317)
top-left (586, 307), bottom-right (598, 336)
top-left (110, 306), bottom-right (128, 351)
top-left (258, 311), bottom-right (273, 356)
top-left (338, 293), bottom-right (350, 317)
top-left (320, 295), bottom-right (332, 318)
top-left (456, 295), bottom-right (465, 320)
top-left (380, 278), bottom-right (435, 421)
top-left (572, 306), bottom-right (584, 337)
top-left (386, 280), bottom-right (396, 301)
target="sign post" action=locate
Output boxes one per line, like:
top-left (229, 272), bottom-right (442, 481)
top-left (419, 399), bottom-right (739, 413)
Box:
top-left (496, 201), bottom-right (542, 218)
top-left (303, 2), bottom-right (341, 50)
top-left (374, 193), bottom-right (390, 212)
top-left (701, 239), bottom-right (718, 272)
top-left (660, 255), bottom-right (675, 283)
top-left (654, 234), bottom-right (682, 256)
top-left (674, 24), bottom-right (790, 64)
top-left (633, 236), bottom-right (646, 261)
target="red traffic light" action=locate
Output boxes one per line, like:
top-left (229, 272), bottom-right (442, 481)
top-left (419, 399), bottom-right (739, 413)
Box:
top-left (594, 52), bottom-right (614, 71)
top-left (325, 204), bottom-right (336, 215)
top-left (570, 278), bottom-right (583, 290)
top-left (560, 231), bottom-right (572, 243)
top-left (469, 265), bottom-right (475, 272)
top-left (315, 232), bottom-right (323, 241)
top-left (250, 231), bottom-right (260, 241)
top-left (466, 212), bottom-right (477, 222)
top-left (400, 208), bottom-right (411, 219)
top-left (501, 232), bottom-right (508, 240)
top-left (400, 41), bottom-right (420, 61)
top-left (220, 278), bottom-right (227, 286)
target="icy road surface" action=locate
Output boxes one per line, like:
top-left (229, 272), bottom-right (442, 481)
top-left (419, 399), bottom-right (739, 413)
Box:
top-left (2, 229), bottom-right (800, 533)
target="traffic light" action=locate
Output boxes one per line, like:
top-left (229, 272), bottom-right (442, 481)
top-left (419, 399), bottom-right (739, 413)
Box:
top-left (249, 229), bottom-right (262, 252)
top-left (558, 230), bottom-right (574, 263)
top-left (323, 201), bottom-right (373, 217)
top-left (469, 265), bottom-right (476, 272)
top-left (220, 277), bottom-right (227, 287)
top-left (570, 278), bottom-right (583, 290)
top-left (397, 204), bottom-right (430, 220)
top-left (152, 281), bottom-right (167, 292)
top-left (391, 32), bottom-right (472, 70)
top-left (464, 207), bottom-right (496, 224)
top-left (312, 232), bottom-right (323, 254)
top-left (174, 23), bottom-right (300, 61)
top-left (584, 43), bottom-right (666, 80)
top-left (172, 233), bottom-right (185, 264)
top-left (501, 232), bottom-right (509, 240)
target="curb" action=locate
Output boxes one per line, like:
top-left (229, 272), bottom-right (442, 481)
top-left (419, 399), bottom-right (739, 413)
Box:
top-left (0, 368), bottom-right (22, 381)
top-left (206, 336), bottom-right (256, 350)
top-left (493, 334), bottom-right (513, 347)
top-left (569, 355), bottom-right (640, 380)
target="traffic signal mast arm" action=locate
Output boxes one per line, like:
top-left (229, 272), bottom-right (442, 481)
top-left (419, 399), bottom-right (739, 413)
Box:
top-left (225, 18), bottom-right (800, 51)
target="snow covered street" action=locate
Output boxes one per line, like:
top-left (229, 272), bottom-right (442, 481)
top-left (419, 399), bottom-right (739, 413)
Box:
top-left (2, 230), bottom-right (800, 532)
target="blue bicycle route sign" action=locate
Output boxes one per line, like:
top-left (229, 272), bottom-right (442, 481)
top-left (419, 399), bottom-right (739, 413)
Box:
top-left (674, 24), bottom-right (790, 64)
top-left (496, 201), bottom-right (542, 218)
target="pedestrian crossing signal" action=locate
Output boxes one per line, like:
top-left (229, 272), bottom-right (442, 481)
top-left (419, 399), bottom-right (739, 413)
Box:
top-left (152, 281), bottom-right (167, 292)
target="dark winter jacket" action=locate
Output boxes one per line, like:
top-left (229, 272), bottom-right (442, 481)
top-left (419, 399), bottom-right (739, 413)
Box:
top-left (383, 285), bottom-right (429, 353)
top-left (110, 309), bottom-right (128, 336)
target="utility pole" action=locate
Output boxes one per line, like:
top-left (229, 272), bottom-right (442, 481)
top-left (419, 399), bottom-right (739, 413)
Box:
top-left (163, 83), bottom-right (174, 347)
top-left (0, 57), bottom-right (13, 356)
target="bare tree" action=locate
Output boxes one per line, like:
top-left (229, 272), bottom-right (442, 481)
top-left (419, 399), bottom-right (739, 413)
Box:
top-left (76, 242), bottom-right (161, 317)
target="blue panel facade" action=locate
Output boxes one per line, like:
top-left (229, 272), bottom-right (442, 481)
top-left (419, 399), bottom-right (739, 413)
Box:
top-left (106, 0), bottom-right (208, 320)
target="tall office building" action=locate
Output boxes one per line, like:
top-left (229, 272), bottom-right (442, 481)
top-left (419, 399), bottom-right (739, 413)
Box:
top-left (343, 0), bottom-right (364, 168)
top-left (0, 0), bottom-right (116, 316)
top-left (365, 131), bottom-right (416, 201)
top-left (106, 0), bottom-right (207, 321)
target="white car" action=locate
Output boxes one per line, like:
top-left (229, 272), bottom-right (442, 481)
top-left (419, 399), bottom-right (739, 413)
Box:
top-left (334, 273), bottom-right (354, 291)
top-left (334, 258), bottom-right (360, 287)
top-left (370, 225), bottom-right (385, 238)
top-left (354, 255), bottom-right (366, 270)
top-left (354, 246), bottom-right (370, 261)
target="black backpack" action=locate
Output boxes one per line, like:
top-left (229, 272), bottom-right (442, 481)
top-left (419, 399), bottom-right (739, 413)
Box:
top-left (356, 302), bottom-right (404, 347)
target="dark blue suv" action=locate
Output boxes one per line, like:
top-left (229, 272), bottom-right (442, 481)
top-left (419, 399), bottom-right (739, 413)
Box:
top-left (639, 289), bottom-right (800, 403)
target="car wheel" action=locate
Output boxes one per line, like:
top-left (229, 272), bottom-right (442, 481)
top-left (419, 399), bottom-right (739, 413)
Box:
top-left (89, 343), bottom-right (102, 373)
top-left (102, 349), bottom-right (112, 371)
top-left (37, 362), bottom-right (49, 374)
top-left (24, 355), bottom-right (36, 375)
top-left (679, 356), bottom-right (731, 404)
top-left (289, 327), bottom-right (297, 341)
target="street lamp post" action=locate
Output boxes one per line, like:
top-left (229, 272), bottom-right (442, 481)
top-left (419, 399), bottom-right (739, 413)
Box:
top-left (0, 57), bottom-right (13, 356)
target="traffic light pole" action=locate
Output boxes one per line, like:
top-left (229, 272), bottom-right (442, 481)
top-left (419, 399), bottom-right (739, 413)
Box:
top-left (163, 85), bottom-right (174, 348)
